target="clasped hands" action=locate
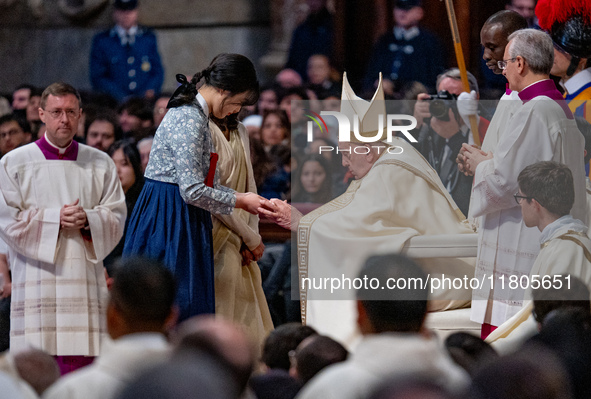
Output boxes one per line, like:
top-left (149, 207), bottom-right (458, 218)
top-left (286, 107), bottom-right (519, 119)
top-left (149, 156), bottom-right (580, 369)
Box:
top-left (456, 143), bottom-right (493, 176)
top-left (60, 199), bottom-right (88, 231)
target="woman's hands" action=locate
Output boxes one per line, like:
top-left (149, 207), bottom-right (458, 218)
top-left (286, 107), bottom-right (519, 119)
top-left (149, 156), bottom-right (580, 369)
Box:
top-left (240, 241), bottom-right (265, 266)
top-left (235, 192), bottom-right (266, 214)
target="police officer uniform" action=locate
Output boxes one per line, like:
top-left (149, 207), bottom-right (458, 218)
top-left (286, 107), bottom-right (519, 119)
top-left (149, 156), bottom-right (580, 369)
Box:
top-left (89, 0), bottom-right (164, 102)
top-left (363, 0), bottom-right (446, 93)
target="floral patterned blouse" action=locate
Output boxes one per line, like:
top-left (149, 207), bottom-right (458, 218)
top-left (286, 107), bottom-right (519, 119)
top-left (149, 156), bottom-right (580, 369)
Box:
top-left (145, 93), bottom-right (236, 214)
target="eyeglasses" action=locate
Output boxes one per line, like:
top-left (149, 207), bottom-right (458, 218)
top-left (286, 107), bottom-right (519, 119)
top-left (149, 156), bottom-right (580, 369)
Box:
top-left (497, 58), bottom-right (517, 70)
top-left (514, 192), bottom-right (533, 205)
top-left (44, 109), bottom-right (79, 119)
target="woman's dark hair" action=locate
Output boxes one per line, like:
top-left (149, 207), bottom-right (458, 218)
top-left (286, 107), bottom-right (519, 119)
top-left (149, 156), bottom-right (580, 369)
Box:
top-left (260, 109), bottom-right (291, 144)
top-left (250, 138), bottom-right (278, 187)
top-left (210, 113), bottom-right (239, 132)
top-left (292, 154), bottom-right (333, 203)
top-left (108, 139), bottom-right (144, 191)
top-left (168, 53), bottom-right (260, 109)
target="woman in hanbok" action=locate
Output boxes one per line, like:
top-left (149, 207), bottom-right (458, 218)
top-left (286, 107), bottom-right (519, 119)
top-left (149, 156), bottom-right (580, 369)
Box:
top-left (209, 114), bottom-right (273, 349)
top-left (123, 53), bottom-right (264, 322)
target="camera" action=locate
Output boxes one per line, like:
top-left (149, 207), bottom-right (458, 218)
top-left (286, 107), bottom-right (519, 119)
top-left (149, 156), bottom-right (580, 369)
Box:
top-left (427, 90), bottom-right (458, 121)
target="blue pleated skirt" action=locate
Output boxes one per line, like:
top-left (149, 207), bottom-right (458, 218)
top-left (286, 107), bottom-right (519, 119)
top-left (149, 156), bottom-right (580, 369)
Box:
top-left (123, 178), bottom-right (214, 321)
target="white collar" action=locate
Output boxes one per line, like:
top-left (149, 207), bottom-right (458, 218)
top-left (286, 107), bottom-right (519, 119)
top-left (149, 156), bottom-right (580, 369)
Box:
top-left (394, 26), bottom-right (420, 41)
top-left (539, 214), bottom-right (588, 244)
top-left (115, 25), bottom-right (138, 45)
top-left (115, 25), bottom-right (138, 36)
top-left (44, 132), bottom-right (70, 154)
top-left (564, 68), bottom-right (591, 95)
top-left (196, 92), bottom-right (209, 116)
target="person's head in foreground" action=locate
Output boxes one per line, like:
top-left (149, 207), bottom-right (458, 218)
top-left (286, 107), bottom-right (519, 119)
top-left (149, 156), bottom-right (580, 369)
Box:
top-left (356, 253), bottom-right (428, 335)
top-left (108, 256), bottom-right (177, 339)
top-left (516, 161), bottom-right (574, 231)
top-left (172, 315), bottom-right (254, 396)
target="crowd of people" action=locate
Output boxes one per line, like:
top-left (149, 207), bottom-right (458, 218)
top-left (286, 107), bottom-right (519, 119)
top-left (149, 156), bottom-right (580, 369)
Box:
top-left (0, 0), bottom-right (590, 397)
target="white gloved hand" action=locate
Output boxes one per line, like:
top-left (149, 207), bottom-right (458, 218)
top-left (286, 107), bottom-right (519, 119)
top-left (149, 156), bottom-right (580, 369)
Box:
top-left (457, 90), bottom-right (479, 128)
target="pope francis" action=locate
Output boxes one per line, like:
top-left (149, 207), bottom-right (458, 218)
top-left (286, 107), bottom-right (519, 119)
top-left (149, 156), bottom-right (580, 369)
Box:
top-left (260, 73), bottom-right (476, 346)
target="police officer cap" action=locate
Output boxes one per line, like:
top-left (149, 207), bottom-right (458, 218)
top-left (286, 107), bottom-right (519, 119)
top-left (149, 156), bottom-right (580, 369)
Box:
top-left (550, 15), bottom-right (591, 59)
top-left (114, 0), bottom-right (138, 10)
top-left (394, 0), bottom-right (422, 10)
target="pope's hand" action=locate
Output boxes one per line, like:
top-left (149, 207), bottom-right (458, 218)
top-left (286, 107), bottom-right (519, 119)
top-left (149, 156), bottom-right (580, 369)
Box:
top-left (258, 198), bottom-right (302, 231)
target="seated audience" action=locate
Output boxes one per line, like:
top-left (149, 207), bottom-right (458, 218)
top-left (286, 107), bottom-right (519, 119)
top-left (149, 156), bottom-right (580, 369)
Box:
top-left (114, 354), bottom-right (235, 399)
top-left (25, 87), bottom-right (43, 139)
top-left (242, 114), bottom-right (263, 140)
top-left (152, 92), bottom-right (171, 128)
top-left (118, 97), bottom-right (153, 140)
top-left (172, 315), bottom-right (255, 397)
top-left (84, 108), bottom-right (120, 152)
top-left (468, 346), bottom-right (573, 399)
top-left (249, 324), bottom-right (317, 399)
top-left (103, 140), bottom-right (145, 272)
top-left (305, 54), bottom-right (340, 99)
top-left (136, 136), bottom-right (153, 173)
top-left (43, 257), bottom-right (176, 399)
top-left (444, 332), bottom-right (498, 376)
top-left (296, 254), bottom-right (468, 399)
top-left (276, 69), bottom-right (303, 89)
top-left (257, 86), bottom-right (279, 115)
top-left (289, 334), bottom-right (348, 385)
top-left (291, 154), bottom-right (333, 204)
top-left (260, 109), bottom-right (290, 150)
top-left (11, 84), bottom-right (34, 111)
top-left (0, 114), bottom-right (32, 158)
top-left (369, 378), bottom-right (455, 399)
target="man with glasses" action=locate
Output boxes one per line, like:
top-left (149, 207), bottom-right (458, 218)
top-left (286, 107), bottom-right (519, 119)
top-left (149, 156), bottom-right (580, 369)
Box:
top-left (487, 161), bottom-right (591, 353)
top-left (462, 29), bottom-right (587, 338)
top-left (0, 82), bottom-right (126, 373)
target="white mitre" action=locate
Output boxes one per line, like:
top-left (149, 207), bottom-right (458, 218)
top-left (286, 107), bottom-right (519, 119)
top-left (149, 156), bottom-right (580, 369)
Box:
top-left (340, 72), bottom-right (388, 143)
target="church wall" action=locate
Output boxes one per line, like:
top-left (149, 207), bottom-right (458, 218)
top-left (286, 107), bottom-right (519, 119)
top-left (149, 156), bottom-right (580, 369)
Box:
top-left (0, 0), bottom-right (271, 95)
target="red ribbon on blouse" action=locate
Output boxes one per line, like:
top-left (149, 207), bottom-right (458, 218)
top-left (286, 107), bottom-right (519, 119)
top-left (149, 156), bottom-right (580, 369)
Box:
top-left (205, 152), bottom-right (219, 188)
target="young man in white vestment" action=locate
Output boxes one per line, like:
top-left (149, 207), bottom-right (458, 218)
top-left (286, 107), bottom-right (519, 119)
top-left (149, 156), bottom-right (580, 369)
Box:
top-left (0, 83), bottom-right (126, 370)
top-left (462, 29), bottom-right (587, 337)
top-left (43, 257), bottom-right (175, 399)
top-left (260, 73), bottom-right (475, 347)
top-left (295, 254), bottom-right (468, 399)
top-left (486, 161), bottom-right (591, 353)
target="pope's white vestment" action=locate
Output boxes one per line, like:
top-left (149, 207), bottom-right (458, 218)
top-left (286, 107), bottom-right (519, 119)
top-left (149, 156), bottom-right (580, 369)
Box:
top-left (0, 142), bottom-right (126, 356)
top-left (298, 138), bottom-right (475, 346)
